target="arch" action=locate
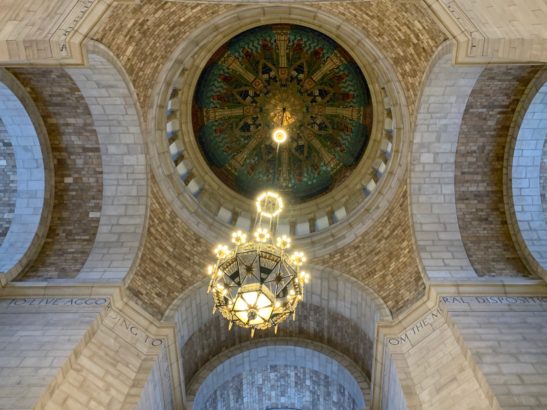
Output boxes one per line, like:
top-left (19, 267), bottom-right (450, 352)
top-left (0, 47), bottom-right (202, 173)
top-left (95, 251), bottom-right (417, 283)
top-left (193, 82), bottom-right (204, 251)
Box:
top-left (64, 41), bottom-right (148, 282)
top-left (146, 4), bottom-right (411, 258)
top-left (0, 69), bottom-right (53, 285)
top-left (165, 265), bottom-right (390, 406)
top-left (505, 69), bottom-right (547, 279)
top-left (191, 342), bottom-right (367, 410)
top-left (455, 64), bottom-right (538, 277)
top-left (410, 42), bottom-right (483, 280)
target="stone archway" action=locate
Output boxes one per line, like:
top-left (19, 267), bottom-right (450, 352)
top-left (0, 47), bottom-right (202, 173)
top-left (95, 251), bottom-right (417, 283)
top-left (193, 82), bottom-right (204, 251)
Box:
top-left (165, 265), bottom-right (390, 408)
top-left (410, 42), bottom-right (483, 280)
top-left (65, 42), bottom-right (148, 282)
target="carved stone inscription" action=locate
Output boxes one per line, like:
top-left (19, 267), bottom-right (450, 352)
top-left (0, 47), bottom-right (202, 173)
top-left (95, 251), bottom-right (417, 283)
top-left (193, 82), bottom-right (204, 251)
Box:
top-left (104, 303), bottom-right (163, 348)
top-left (7, 297), bottom-right (108, 306)
top-left (388, 306), bottom-right (444, 346)
top-left (441, 295), bottom-right (547, 304)
top-left (55, 0), bottom-right (96, 56)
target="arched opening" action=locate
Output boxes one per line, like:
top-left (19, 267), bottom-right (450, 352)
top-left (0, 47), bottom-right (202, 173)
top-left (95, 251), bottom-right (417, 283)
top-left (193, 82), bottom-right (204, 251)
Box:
top-left (165, 266), bottom-right (390, 408)
top-left (192, 343), bottom-right (366, 410)
top-left (0, 69), bottom-right (53, 284)
top-left (506, 69), bottom-right (547, 279)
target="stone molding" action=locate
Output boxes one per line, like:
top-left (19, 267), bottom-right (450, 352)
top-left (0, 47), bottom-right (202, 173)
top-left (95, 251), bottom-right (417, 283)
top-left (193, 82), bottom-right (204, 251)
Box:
top-left (422, 0), bottom-right (547, 64)
top-left (0, 282), bottom-right (117, 298)
top-left (146, 4), bottom-right (411, 258)
top-left (0, 0), bottom-right (117, 65)
top-left (0, 69), bottom-right (54, 286)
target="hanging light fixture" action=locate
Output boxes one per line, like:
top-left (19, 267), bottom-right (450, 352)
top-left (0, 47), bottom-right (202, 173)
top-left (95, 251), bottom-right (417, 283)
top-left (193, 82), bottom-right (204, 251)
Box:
top-left (206, 191), bottom-right (309, 337)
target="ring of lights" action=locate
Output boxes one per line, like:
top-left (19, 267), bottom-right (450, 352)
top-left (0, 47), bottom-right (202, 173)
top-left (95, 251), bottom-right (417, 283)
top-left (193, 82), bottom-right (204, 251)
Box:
top-left (148, 5), bottom-right (409, 256)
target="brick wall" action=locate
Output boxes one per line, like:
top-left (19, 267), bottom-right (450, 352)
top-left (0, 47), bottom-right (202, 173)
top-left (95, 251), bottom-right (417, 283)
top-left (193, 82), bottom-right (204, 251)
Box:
top-left (10, 68), bottom-right (103, 280)
top-left (445, 297), bottom-right (547, 408)
top-left (0, 119), bottom-right (16, 245)
top-left (0, 297), bottom-right (106, 409)
top-left (93, 0), bottom-right (236, 115)
top-left (455, 65), bottom-right (540, 277)
top-left (316, 182), bottom-right (425, 315)
top-left (126, 176), bottom-right (210, 319)
top-left (316, 1), bottom-right (446, 114)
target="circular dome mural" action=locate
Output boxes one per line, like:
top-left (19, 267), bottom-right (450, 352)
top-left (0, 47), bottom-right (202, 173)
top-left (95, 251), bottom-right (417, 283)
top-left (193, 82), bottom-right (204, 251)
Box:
top-left (192, 24), bottom-right (373, 202)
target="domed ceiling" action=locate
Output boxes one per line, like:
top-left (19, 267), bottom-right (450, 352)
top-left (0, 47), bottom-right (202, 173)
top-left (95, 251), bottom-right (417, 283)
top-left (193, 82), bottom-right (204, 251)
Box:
top-left (192, 24), bottom-right (373, 203)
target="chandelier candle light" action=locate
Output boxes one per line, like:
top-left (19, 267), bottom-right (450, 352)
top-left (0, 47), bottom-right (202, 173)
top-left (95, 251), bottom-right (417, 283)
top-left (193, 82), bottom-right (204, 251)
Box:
top-left (206, 191), bottom-right (309, 337)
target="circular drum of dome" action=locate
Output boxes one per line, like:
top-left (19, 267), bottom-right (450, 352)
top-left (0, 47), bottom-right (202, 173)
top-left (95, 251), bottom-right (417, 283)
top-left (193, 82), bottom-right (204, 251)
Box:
top-left (192, 24), bottom-right (373, 203)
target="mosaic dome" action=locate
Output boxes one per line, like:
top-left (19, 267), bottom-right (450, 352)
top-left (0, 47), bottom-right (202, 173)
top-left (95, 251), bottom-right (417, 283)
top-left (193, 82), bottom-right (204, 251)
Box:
top-left (192, 24), bottom-right (373, 202)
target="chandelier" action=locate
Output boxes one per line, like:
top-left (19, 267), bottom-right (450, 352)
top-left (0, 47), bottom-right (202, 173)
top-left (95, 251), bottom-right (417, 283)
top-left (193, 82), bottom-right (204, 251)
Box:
top-left (206, 191), bottom-right (309, 337)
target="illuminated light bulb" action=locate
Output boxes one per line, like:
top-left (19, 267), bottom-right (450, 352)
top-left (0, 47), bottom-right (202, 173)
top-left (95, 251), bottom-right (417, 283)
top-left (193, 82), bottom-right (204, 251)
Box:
top-left (256, 191), bottom-right (284, 218)
top-left (254, 228), bottom-right (270, 243)
top-left (217, 283), bottom-right (224, 290)
top-left (214, 244), bottom-right (229, 259)
top-left (231, 230), bottom-right (247, 245)
top-left (207, 265), bottom-right (215, 275)
top-left (305, 273), bottom-right (310, 284)
top-left (276, 235), bottom-right (291, 250)
top-left (272, 128), bottom-right (288, 144)
top-left (291, 251), bottom-right (306, 267)
top-left (275, 301), bottom-right (281, 308)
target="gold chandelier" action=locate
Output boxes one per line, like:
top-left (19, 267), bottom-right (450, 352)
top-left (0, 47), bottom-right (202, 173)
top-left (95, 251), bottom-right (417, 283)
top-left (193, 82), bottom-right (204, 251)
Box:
top-left (207, 191), bottom-right (309, 337)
